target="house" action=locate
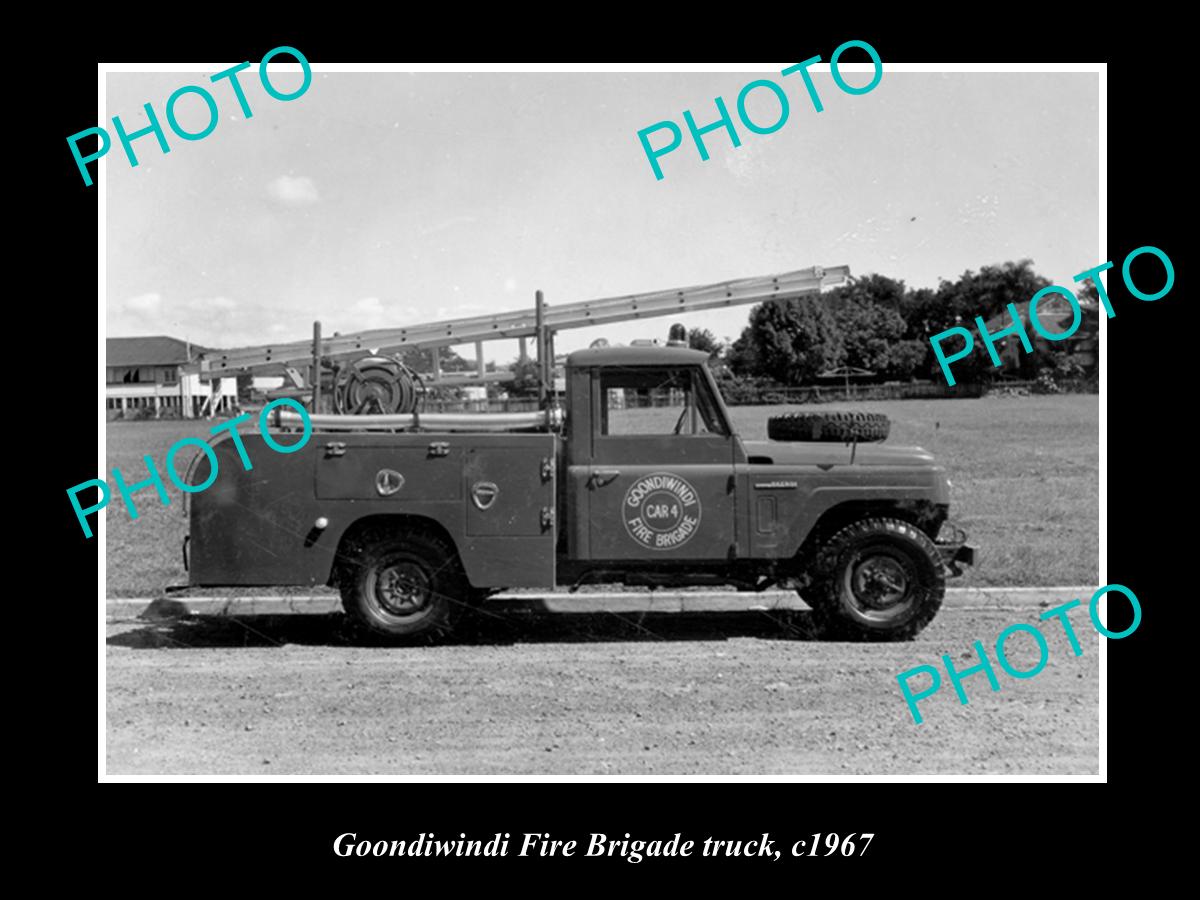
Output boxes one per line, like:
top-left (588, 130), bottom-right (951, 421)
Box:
top-left (106, 336), bottom-right (239, 419)
top-left (982, 295), bottom-right (1099, 374)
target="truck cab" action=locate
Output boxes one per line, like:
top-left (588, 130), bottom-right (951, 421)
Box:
top-left (562, 346), bottom-right (740, 565)
top-left (187, 345), bottom-right (974, 642)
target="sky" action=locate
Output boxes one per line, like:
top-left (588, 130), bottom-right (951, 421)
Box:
top-left (105, 67), bottom-right (1099, 363)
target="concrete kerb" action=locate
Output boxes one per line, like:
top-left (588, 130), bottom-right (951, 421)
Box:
top-left (106, 587), bottom-right (1093, 622)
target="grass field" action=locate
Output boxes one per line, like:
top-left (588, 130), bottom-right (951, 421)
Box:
top-left (103, 395), bottom-right (1098, 596)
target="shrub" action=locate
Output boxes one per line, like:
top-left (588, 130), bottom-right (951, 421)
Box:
top-left (1031, 371), bottom-right (1062, 395)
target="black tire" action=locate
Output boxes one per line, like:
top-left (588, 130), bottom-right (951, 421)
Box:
top-left (338, 527), bottom-right (466, 641)
top-left (804, 517), bottom-right (944, 641)
top-left (767, 411), bottom-right (890, 443)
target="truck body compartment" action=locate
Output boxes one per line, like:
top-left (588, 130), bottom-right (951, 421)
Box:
top-left (189, 431), bottom-right (556, 589)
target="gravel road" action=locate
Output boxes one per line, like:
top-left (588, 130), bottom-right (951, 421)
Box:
top-left (105, 591), bottom-right (1099, 776)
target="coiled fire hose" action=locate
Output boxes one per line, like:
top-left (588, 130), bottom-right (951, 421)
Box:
top-left (332, 354), bottom-right (425, 415)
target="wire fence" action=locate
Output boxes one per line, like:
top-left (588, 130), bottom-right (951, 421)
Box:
top-left (421, 376), bottom-right (1098, 413)
top-left (715, 381), bottom-right (984, 405)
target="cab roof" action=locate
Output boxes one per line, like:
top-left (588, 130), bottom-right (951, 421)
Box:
top-left (566, 346), bottom-right (709, 368)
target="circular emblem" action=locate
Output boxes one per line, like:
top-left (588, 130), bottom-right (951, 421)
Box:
top-left (375, 469), bottom-right (405, 496)
top-left (622, 472), bottom-right (702, 551)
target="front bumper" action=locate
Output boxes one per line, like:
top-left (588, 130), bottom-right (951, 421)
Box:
top-left (938, 543), bottom-right (976, 576)
top-left (946, 543), bottom-right (976, 569)
top-left (935, 522), bottom-right (976, 577)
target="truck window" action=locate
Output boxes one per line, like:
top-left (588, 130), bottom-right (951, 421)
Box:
top-left (599, 367), bottom-right (728, 437)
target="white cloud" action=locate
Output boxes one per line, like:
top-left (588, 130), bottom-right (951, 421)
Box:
top-left (107, 291), bottom-right (431, 354)
top-left (503, 277), bottom-right (518, 294)
top-left (108, 293), bottom-right (271, 348)
top-left (348, 297), bottom-right (389, 330)
top-left (119, 292), bottom-right (163, 316)
top-left (266, 175), bottom-right (319, 207)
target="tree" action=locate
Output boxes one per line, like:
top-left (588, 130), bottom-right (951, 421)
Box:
top-left (912, 260), bottom-right (1054, 383)
top-left (397, 346), bottom-right (472, 374)
top-left (506, 357), bottom-right (543, 398)
top-left (820, 275), bottom-right (925, 380)
top-left (728, 296), bottom-right (844, 384)
top-left (828, 298), bottom-right (905, 374)
top-left (687, 327), bottom-right (724, 359)
top-left (725, 330), bottom-right (760, 376)
top-left (880, 341), bottom-right (929, 380)
top-left (722, 260), bottom-right (1079, 386)
top-left (1077, 278), bottom-right (1101, 308)
top-left (833, 273), bottom-right (908, 311)
top-left (899, 286), bottom-right (939, 341)
top-left (935, 260), bottom-right (1050, 332)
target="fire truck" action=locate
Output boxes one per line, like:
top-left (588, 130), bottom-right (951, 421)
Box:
top-left (183, 266), bottom-right (975, 640)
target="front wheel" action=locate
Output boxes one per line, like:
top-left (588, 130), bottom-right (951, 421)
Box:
top-left (339, 528), bottom-right (466, 641)
top-left (804, 517), bottom-right (945, 641)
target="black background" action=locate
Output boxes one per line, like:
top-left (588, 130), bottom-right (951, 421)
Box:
top-left (36, 12), bottom-right (1181, 883)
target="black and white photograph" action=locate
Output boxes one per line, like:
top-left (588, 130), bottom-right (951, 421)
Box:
top-left (93, 59), bottom-right (1109, 779)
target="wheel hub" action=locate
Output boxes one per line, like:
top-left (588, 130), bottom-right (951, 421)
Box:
top-left (375, 562), bottom-right (431, 616)
top-left (850, 555), bottom-right (910, 610)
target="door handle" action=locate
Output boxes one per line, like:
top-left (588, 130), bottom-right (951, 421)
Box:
top-left (589, 469), bottom-right (620, 487)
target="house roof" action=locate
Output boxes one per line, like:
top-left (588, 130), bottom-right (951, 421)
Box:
top-left (982, 298), bottom-right (1099, 339)
top-left (106, 336), bottom-right (211, 367)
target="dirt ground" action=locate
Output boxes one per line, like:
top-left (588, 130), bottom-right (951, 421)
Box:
top-left (106, 595), bottom-right (1100, 776)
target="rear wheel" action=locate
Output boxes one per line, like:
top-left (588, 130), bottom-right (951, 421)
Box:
top-left (338, 527), bottom-right (465, 641)
top-left (804, 517), bottom-right (944, 641)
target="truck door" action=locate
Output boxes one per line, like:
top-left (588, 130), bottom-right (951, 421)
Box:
top-left (584, 365), bottom-right (737, 560)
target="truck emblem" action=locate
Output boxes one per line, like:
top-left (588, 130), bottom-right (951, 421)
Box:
top-left (622, 472), bottom-right (701, 551)
top-left (375, 469), bottom-right (405, 496)
top-left (472, 481), bottom-right (500, 510)
top-left (753, 480), bottom-right (798, 490)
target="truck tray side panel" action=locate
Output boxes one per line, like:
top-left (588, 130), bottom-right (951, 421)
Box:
top-left (188, 432), bottom-right (556, 589)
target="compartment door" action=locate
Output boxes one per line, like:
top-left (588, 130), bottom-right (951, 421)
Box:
top-left (464, 439), bottom-right (556, 536)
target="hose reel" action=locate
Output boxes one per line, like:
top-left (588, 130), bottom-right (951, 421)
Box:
top-left (331, 353), bottom-right (425, 415)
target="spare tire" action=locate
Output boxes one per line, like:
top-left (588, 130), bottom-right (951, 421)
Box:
top-left (767, 411), bottom-right (890, 443)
